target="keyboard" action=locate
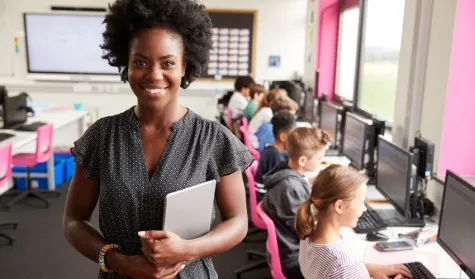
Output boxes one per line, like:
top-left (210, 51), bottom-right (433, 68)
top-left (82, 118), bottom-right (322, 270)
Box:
top-left (0, 132), bottom-right (14, 141)
top-left (402, 262), bottom-right (435, 279)
top-left (15, 122), bottom-right (47, 132)
top-left (354, 204), bottom-right (387, 233)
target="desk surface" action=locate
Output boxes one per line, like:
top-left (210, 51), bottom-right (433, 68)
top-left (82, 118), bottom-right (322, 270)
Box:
top-left (0, 110), bottom-right (88, 150)
top-left (341, 200), bottom-right (469, 278)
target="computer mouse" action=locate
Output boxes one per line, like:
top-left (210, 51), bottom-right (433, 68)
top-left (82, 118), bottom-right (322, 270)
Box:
top-left (366, 231), bottom-right (389, 242)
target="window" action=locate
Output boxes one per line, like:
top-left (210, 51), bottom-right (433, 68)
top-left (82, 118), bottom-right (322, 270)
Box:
top-left (357, 0), bottom-right (405, 121)
top-left (334, 4), bottom-right (360, 102)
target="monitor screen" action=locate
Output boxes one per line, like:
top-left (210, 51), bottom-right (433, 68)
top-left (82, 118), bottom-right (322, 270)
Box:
top-left (342, 112), bottom-right (366, 169)
top-left (24, 13), bottom-right (118, 75)
top-left (376, 136), bottom-right (412, 215)
top-left (303, 91), bottom-right (314, 122)
top-left (438, 171), bottom-right (475, 278)
top-left (320, 102), bottom-right (339, 145)
top-left (4, 94), bottom-right (28, 128)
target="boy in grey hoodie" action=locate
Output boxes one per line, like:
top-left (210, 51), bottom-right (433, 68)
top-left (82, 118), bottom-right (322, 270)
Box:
top-left (262, 127), bottom-right (330, 279)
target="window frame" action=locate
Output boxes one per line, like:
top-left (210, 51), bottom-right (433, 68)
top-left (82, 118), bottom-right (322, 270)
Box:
top-left (333, 0), bottom-right (361, 107)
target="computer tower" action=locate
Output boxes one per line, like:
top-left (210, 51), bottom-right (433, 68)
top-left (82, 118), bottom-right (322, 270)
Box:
top-left (414, 137), bottom-right (435, 179)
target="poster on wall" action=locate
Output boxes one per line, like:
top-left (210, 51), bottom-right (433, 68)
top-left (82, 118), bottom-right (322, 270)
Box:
top-left (201, 10), bottom-right (256, 80)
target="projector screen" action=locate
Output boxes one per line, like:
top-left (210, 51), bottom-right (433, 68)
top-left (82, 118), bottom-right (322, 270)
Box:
top-left (24, 13), bottom-right (118, 75)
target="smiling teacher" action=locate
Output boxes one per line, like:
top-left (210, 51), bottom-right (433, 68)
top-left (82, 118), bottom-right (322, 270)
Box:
top-left (62, 0), bottom-right (253, 278)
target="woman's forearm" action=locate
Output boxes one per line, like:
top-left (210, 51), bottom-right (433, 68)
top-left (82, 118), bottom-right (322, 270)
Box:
top-left (186, 215), bottom-right (248, 260)
top-left (63, 218), bottom-right (129, 274)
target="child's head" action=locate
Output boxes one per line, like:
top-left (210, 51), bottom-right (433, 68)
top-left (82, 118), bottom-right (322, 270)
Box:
top-left (271, 111), bottom-right (296, 145)
top-left (261, 88), bottom-right (287, 108)
top-left (249, 84), bottom-right (266, 103)
top-left (234, 76), bottom-right (255, 97)
top-left (271, 96), bottom-right (299, 114)
top-left (286, 127), bottom-right (330, 172)
top-left (295, 165), bottom-right (369, 240)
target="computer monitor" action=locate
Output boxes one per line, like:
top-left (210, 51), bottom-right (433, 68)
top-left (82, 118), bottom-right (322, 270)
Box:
top-left (438, 171), bottom-right (475, 278)
top-left (269, 80), bottom-right (301, 108)
top-left (0, 86), bottom-right (7, 105)
top-left (302, 91), bottom-right (315, 122)
top-left (376, 136), bottom-right (413, 216)
top-left (3, 94), bottom-right (28, 128)
top-left (342, 112), bottom-right (368, 169)
top-left (320, 102), bottom-right (339, 148)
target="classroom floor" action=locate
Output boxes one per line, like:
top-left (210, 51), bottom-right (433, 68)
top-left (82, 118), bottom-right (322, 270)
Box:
top-left (0, 182), bottom-right (271, 279)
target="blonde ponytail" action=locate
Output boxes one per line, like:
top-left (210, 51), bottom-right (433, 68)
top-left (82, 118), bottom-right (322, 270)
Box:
top-left (295, 199), bottom-right (316, 240)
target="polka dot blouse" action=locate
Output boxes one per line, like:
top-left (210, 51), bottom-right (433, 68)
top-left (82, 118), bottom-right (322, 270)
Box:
top-left (71, 107), bottom-right (254, 279)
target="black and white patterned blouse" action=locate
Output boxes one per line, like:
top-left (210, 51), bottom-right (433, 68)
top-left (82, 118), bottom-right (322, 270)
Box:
top-left (71, 107), bottom-right (254, 279)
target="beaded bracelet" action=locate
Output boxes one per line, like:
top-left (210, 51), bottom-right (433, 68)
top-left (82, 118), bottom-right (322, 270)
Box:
top-left (99, 244), bottom-right (121, 273)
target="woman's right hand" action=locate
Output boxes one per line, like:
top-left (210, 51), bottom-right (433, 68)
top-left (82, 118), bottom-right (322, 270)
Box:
top-left (124, 254), bottom-right (184, 279)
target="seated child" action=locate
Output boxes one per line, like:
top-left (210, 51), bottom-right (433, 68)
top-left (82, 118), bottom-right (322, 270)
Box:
top-left (262, 127), bottom-right (330, 279)
top-left (254, 95), bottom-right (298, 152)
top-left (242, 84), bottom-right (266, 121)
top-left (296, 164), bottom-right (413, 279)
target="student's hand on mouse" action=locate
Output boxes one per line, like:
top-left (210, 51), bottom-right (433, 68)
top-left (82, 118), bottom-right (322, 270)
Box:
top-left (125, 254), bottom-right (184, 279)
top-left (138, 230), bottom-right (190, 267)
top-left (366, 263), bottom-right (412, 279)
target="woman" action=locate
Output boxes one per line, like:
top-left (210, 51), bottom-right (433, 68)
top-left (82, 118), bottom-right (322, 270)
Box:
top-left (62, 0), bottom-right (253, 279)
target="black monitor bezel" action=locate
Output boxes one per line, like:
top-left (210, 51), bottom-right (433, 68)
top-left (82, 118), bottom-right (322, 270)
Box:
top-left (375, 135), bottom-right (413, 216)
top-left (3, 95), bottom-right (28, 128)
top-left (342, 112), bottom-right (367, 170)
top-left (320, 101), bottom-right (340, 146)
top-left (437, 170), bottom-right (475, 278)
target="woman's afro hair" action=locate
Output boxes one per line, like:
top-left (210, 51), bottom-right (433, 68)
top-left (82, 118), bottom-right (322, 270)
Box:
top-left (101, 0), bottom-right (213, 88)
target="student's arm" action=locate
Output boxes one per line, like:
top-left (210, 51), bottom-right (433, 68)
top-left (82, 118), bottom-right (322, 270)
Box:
top-left (63, 165), bottom-right (183, 279)
top-left (138, 171), bottom-right (248, 266)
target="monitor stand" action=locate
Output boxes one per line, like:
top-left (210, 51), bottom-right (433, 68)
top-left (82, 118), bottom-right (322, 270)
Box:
top-left (373, 207), bottom-right (425, 228)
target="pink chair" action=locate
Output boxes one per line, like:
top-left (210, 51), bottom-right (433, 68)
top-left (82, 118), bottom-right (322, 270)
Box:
top-left (235, 168), bottom-right (268, 278)
top-left (4, 124), bottom-right (60, 209)
top-left (226, 107), bottom-right (233, 128)
top-left (0, 143), bottom-right (18, 245)
top-left (239, 126), bottom-right (261, 161)
top-left (240, 117), bottom-right (249, 130)
top-left (257, 202), bottom-right (288, 279)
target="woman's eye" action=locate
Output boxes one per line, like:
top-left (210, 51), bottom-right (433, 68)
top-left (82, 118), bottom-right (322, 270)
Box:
top-left (164, 61), bottom-right (175, 68)
top-left (134, 60), bottom-right (146, 66)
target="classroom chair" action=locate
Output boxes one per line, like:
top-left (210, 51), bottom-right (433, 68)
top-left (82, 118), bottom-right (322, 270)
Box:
top-left (0, 143), bottom-right (18, 245)
top-left (3, 124), bottom-right (60, 209)
top-left (235, 168), bottom-right (268, 278)
top-left (239, 125), bottom-right (260, 161)
top-left (240, 117), bottom-right (249, 130)
top-left (257, 202), bottom-right (288, 279)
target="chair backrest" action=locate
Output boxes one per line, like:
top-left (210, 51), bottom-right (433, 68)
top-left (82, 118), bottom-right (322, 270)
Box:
top-left (245, 167), bottom-right (266, 230)
top-left (226, 107), bottom-right (232, 127)
top-left (239, 125), bottom-right (261, 161)
top-left (35, 124), bottom-right (54, 163)
top-left (240, 117), bottom-right (249, 130)
top-left (0, 143), bottom-right (13, 187)
top-left (256, 202), bottom-right (288, 279)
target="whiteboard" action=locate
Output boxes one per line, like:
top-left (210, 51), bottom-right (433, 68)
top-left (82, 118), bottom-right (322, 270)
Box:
top-left (0, 0), bottom-right (14, 76)
top-left (24, 13), bottom-right (118, 75)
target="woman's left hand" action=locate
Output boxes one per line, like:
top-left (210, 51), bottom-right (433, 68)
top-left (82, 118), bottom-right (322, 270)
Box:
top-left (138, 230), bottom-right (191, 267)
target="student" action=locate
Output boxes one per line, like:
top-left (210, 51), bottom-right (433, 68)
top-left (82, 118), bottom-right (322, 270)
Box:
top-left (262, 127), bottom-right (330, 279)
top-left (62, 1), bottom-right (253, 279)
top-left (248, 88), bottom-right (287, 136)
top-left (242, 84), bottom-right (266, 121)
top-left (228, 76), bottom-right (255, 119)
top-left (296, 165), bottom-right (413, 279)
top-left (254, 96), bottom-right (299, 152)
top-left (255, 110), bottom-right (296, 185)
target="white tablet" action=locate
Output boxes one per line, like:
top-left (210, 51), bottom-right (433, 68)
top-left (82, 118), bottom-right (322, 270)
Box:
top-left (163, 180), bottom-right (217, 240)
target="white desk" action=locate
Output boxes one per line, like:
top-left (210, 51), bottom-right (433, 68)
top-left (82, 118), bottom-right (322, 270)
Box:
top-left (341, 199), bottom-right (469, 278)
top-left (0, 109), bottom-right (88, 195)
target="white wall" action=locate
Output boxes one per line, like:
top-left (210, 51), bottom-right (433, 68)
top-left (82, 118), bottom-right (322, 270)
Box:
top-left (1, 0), bottom-right (307, 87)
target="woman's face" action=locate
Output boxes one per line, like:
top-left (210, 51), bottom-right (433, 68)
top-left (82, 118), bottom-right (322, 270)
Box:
top-left (128, 28), bottom-right (186, 110)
